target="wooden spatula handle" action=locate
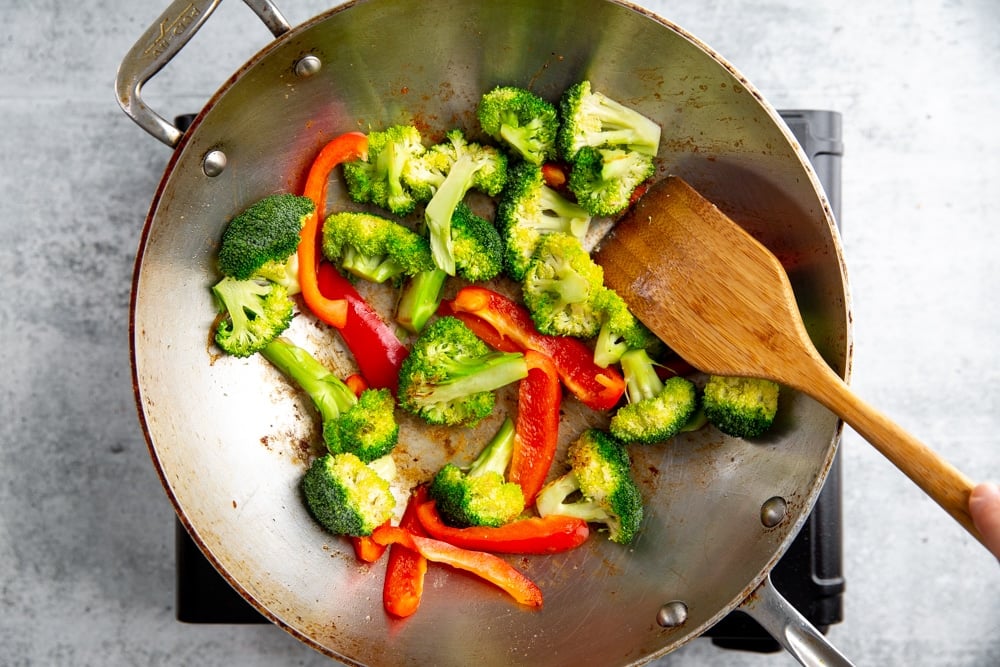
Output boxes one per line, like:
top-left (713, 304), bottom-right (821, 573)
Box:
top-left (806, 360), bottom-right (982, 544)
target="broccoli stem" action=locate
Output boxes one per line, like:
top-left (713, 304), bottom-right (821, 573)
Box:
top-left (467, 417), bottom-right (516, 479)
top-left (586, 96), bottom-right (660, 156)
top-left (534, 472), bottom-right (609, 523)
top-left (537, 186), bottom-right (591, 240)
top-left (260, 338), bottom-right (358, 423)
top-left (498, 117), bottom-right (544, 164)
top-left (425, 154), bottom-right (478, 276)
top-left (420, 353), bottom-right (529, 405)
top-left (619, 348), bottom-right (664, 405)
top-left (340, 246), bottom-right (402, 284)
top-left (396, 268), bottom-right (448, 334)
top-left (532, 270), bottom-right (592, 308)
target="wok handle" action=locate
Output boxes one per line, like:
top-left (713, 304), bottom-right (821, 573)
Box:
top-left (115, 0), bottom-right (291, 148)
top-left (739, 575), bottom-right (855, 667)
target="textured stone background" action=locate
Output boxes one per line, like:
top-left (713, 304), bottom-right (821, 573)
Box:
top-left (1, 1), bottom-right (997, 665)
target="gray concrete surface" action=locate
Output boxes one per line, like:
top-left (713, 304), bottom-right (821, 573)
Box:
top-left (1, 0), bottom-right (997, 665)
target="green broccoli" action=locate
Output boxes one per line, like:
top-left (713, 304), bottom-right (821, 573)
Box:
top-left (211, 277), bottom-right (294, 358)
top-left (476, 86), bottom-right (559, 165)
top-left (428, 417), bottom-right (525, 528)
top-left (395, 267), bottom-right (449, 335)
top-left (496, 162), bottom-right (592, 281)
top-left (261, 338), bottom-right (399, 462)
top-left (342, 124), bottom-right (427, 216)
top-left (404, 129), bottom-right (507, 276)
top-left (450, 202), bottom-right (504, 283)
top-left (397, 316), bottom-right (528, 427)
top-left (394, 202), bottom-right (504, 334)
top-left (301, 452), bottom-right (396, 537)
top-left (535, 429), bottom-right (643, 545)
top-left (216, 193), bottom-right (314, 293)
top-left (557, 80), bottom-right (661, 162)
top-left (567, 145), bottom-right (654, 217)
top-left (322, 211), bottom-right (434, 284)
top-left (520, 232), bottom-right (605, 338)
top-left (702, 375), bottom-right (780, 438)
top-left (609, 348), bottom-right (698, 444)
top-left (592, 288), bottom-right (661, 368)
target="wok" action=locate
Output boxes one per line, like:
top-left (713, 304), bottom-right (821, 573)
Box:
top-left (118, 0), bottom-right (853, 665)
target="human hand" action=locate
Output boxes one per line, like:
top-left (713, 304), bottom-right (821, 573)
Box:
top-left (970, 482), bottom-right (1000, 559)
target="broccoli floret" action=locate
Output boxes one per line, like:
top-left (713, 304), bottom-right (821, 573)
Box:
top-left (342, 125), bottom-right (427, 215)
top-left (397, 316), bottom-right (528, 427)
top-left (592, 288), bottom-right (660, 368)
top-left (414, 129), bottom-right (508, 276)
top-left (609, 348), bottom-right (698, 444)
top-left (702, 375), bottom-right (780, 438)
top-left (567, 146), bottom-right (654, 217)
top-left (216, 193), bottom-right (314, 294)
top-left (476, 86), bottom-right (559, 165)
top-left (496, 162), bottom-right (592, 281)
top-left (520, 232), bottom-right (605, 338)
top-left (450, 202), bottom-right (504, 282)
top-left (394, 203), bottom-right (503, 334)
top-left (428, 417), bottom-right (525, 528)
top-left (322, 211), bottom-right (434, 284)
top-left (301, 452), bottom-right (396, 537)
top-left (535, 429), bottom-right (643, 545)
top-left (557, 80), bottom-right (661, 162)
top-left (211, 277), bottom-right (294, 358)
top-left (261, 338), bottom-right (399, 461)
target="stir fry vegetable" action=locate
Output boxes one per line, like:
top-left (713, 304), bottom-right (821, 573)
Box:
top-left (207, 80), bottom-right (782, 621)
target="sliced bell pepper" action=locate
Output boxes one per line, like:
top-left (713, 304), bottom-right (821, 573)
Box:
top-left (510, 350), bottom-right (562, 505)
top-left (351, 519), bottom-right (389, 564)
top-left (382, 487), bottom-right (429, 618)
top-left (372, 525), bottom-right (543, 609)
top-left (415, 500), bottom-right (589, 554)
top-left (298, 132), bottom-right (369, 330)
top-left (443, 286), bottom-right (626, 411)
top-left (316, 262), bottom-right (408, 393)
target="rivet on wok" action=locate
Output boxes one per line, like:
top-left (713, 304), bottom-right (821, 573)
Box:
top-left (760, 496), bottom-right (788, 528)
top-left (656, 600), bottom-right (688, 628)
top-left (295, 55), bottom-right (322, 78)
top-left (202, 150), bottom-right (227, 177)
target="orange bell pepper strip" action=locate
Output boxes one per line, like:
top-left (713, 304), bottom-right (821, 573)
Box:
top-left (298, 132), bottom-right (369, 329)
top-left (510, 350), bottom-right (562, 505)
top-left (415, 500), bottom-right (588, 555)
top-left (372, 524), bottom-right (543, 609)
top-left (381, 486), bottom-right (430, 618)
top-left (443, 286), bottom-right (626, 411)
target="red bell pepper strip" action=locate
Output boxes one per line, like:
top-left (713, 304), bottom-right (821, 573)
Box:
top-left (382, 487), bottom-right (429, 618)
top-left (372, 525), bottom-right (543, 609)
top-left (415, 500), bottom-right (589, 555)
top-left (443, 286), bottom-right (626, 411)
top-left (298, 132), bottom-right (369, 330)
top-left (316, 262), bottom-right (408, 393)
top-left (351, 519), bottom-right (389, 564)
top-left (510, 351), bottom-right (562, 505)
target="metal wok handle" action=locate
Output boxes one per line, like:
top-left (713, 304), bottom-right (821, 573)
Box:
top-left (115, 0), bottom-right (290, 147)
top-left (739, 575), bottom-right (855, 667)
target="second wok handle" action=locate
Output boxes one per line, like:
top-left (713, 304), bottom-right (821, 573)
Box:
top-left (808, 360), bottom-right (982, 545)
top-left (115, 0), bottom-right (290, 147)
top-left (740, 575), bottom-right (854, 667)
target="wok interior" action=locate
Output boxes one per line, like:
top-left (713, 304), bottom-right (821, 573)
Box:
top-left (131, 0), bottom-right (849, 665)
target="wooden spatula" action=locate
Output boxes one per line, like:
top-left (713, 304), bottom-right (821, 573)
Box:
top-left (594, 175), bottom-right (983, 545)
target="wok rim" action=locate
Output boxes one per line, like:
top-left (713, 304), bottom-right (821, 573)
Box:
top-left (126, 0), bottom-right (854, 663)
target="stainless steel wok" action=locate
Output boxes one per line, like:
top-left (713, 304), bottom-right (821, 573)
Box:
top-left (117, 1), bottom-right (853, 665)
